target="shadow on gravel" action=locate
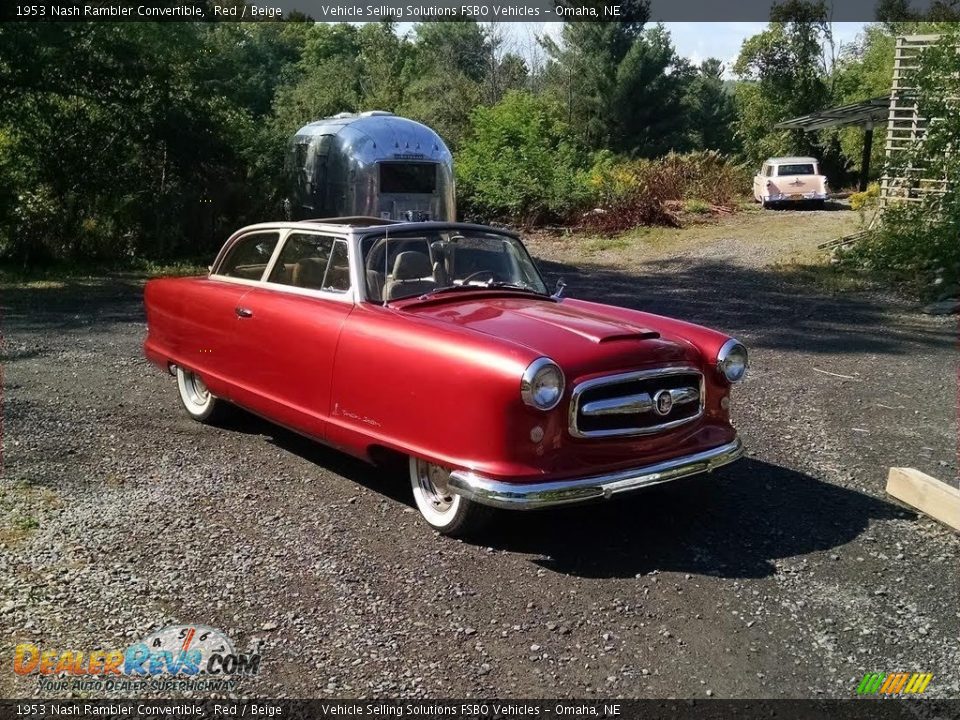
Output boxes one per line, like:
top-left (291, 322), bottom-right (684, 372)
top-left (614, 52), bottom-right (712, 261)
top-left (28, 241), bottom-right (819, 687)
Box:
top-left (213, 410), bottom-right (913, 580)
top-left (476, 457), bottom-right (914, 579)
top-left (536, 257), bottom-right (948, 356)
top-left (215, 409), bottom-right (411, 505)
top-left (0, 278), bottom-right (145, 332)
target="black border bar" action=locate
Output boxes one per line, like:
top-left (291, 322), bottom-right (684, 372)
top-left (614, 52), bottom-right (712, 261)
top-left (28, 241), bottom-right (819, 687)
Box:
top-left (0, 0), bottom-right (951, 22)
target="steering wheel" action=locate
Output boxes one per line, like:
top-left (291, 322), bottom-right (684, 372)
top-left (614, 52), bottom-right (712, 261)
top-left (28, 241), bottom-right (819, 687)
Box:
top-left (461, 270), bottom-right (496, 284)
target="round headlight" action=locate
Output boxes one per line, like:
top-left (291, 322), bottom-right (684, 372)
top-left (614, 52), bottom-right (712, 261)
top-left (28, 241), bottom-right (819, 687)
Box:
top-left (717, 339), bottom-right (748, 383)
top-left (521, 358), bottom-right (565, 410)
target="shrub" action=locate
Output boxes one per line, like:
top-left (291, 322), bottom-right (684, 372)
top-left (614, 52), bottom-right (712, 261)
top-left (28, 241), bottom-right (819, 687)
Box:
top-left (846, 187), bottom-right (960, 299)
top-left (683, 198), bottom-right (713, 214)
top-left (457, 102), bottom-right (753, 230)
top-left (849, 182), bottom-right (880, 211)
top-left (582, 150), bottom-right (751, 231)
top-left (456, 92), bottom-right (591, 224)
top-left (845, 31), bottom-right (960, 300)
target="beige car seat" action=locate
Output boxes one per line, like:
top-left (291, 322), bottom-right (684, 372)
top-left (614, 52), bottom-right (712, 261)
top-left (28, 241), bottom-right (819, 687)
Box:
top-left (383, 251), bottom-right (437, 301)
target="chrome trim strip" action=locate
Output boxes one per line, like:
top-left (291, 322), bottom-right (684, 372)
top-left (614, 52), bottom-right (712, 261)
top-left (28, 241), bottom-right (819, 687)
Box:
top-left (520, 357), bottom-right (565, 411)
top-left (716, 338), bottom-right (748, 383)
top-left (581, 386), bottom-right (699, 417)
top-left (448, 437), bottom-right (743, 510)
top-left (568, 366), bottom-right (704, 439)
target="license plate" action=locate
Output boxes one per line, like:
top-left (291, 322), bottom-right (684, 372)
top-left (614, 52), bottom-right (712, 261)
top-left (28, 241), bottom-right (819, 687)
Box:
top-left (790, 194), bottom-right (804, 200)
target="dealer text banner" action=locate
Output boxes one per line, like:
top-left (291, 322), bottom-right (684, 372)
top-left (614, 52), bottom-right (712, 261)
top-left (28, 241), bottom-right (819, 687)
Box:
top-left (1, 0), bottom-right (947, 22)
top-left (2, 700), bottom-right (960, 720)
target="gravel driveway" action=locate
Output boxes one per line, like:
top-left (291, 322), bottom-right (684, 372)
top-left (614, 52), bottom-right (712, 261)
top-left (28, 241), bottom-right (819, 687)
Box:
top-left (2, 209), bottom-right (957, 699)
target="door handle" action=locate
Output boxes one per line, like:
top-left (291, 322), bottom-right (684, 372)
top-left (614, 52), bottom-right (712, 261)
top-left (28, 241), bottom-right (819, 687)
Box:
top-left (235, 306), bottom-right (253, 318)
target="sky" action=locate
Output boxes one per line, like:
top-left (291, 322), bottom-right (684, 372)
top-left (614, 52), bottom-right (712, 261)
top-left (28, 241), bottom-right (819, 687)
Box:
top-left (387, 21), bottom-right (871, 77)
top-left (660, 21), bottom-right (869, 71)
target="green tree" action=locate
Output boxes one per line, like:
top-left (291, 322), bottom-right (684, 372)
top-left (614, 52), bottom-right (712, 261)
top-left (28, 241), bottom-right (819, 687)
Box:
top-left (408, 21), bottom-right (489, 83)
top-left (357, 21), bottom-right (408, 111)
top-left (270, 23), bottom-right (365, 139)
top-left (849, 28), bottom-right (960, 297)
top-left (541, 18), bottom-right (648, 150)
top-left (733, 0), bottom-right (833, 165)
top-left (456, 92), bottom-right (588, 222)
top-left (830, 25), bottom-right (895, 180)
top-left (610, 25), bottom-right (698, 156)
top-left (0, 20), bottom-right (303, 265)
top-left (481, 23), bottom-right (530, 104)
top-left (685, 59), bottom-right (739, 155)
top-left (398, 22), bottom-right (490, 148)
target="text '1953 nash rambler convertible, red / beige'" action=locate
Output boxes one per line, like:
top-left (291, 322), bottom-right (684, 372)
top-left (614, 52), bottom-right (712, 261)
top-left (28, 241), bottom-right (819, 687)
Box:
top-left (144, 218), bottom-right (747, 536)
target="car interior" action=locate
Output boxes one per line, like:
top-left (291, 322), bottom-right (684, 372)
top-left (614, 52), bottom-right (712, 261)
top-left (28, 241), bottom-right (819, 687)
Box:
top-left (219, 232), bottom-right (350, 292)
top-left (364, 234), bottom-right (522, 303)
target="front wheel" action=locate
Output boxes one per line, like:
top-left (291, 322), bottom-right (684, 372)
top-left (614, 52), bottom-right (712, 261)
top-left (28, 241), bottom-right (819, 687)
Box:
top-left (176, 367), bottom-right (230, 423)
top-left (409, 457), bottom-right (491, 537)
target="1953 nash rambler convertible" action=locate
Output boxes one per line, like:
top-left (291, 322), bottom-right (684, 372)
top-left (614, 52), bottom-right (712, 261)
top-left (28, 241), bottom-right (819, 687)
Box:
top-left (144, 218), bottom-right (747, 536)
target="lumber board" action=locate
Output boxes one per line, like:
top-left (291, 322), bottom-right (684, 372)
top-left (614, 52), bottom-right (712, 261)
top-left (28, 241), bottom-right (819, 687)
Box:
top-left (886, 467), bottom-right (960, 532)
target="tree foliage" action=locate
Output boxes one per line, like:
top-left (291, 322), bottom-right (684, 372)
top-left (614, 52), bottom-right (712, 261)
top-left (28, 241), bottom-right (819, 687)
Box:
top-left (733, 0), bottom-right (834, 166)
top-left (456, 92), bottom-right (589, 223)
top-left (0, 14), bottom-right (950, 266)
top-left (845, 28), bottom-right (960, 298)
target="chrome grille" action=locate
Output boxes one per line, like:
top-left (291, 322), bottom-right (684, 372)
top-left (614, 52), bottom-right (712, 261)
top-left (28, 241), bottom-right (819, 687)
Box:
top-left (569, 367), bottom-right (704, 438)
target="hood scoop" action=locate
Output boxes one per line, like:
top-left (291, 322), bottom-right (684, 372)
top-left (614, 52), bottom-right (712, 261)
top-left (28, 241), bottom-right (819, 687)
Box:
top-left (598, 331), bottom-right (661, 344)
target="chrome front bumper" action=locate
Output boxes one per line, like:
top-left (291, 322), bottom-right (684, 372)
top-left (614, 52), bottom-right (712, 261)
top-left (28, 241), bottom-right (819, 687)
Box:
top-left (767, 192), bottom-right (827, 201)
top-left (448, 437), bottom-right (744, 510)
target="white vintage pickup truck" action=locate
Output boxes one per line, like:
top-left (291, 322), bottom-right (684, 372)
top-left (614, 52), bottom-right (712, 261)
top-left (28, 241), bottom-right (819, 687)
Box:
top-left (753, 156), bottom-right (828, 209)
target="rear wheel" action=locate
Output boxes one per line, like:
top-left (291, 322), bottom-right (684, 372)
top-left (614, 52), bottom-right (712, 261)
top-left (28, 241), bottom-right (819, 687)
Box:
top-left (409, 457), bottom-right (490, 537)
top-left (176, 367), bottom-right (229, 423)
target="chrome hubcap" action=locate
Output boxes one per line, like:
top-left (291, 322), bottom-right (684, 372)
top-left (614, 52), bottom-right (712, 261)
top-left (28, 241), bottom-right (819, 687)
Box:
top-left (416, 460), bottom-right (455, 514)
top-left (186, 372), bottom-right (210, 406)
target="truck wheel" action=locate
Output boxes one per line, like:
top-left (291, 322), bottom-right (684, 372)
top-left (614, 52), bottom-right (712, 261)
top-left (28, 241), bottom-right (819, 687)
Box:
top-left (409, 457), bottom-right (490, 537)
top-left (176, 367), bottom-right (229, 423)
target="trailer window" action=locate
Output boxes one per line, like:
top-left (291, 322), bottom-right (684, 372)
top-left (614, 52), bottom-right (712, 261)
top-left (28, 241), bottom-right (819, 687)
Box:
top-left (379, 163), bottom-right (437, 194)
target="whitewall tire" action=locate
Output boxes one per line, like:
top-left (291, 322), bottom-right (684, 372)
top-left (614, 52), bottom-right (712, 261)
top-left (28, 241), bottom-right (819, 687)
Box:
top-left (409, 457), bottom-right (490, 537)
top-left (176, 367), bottom-right (228, 423)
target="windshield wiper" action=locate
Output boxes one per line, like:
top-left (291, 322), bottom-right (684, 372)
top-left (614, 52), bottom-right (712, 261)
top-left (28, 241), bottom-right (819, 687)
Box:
top-left (486, 282), bottom-right (547, 295)
top-left (418, 282), bottom-right (546, 300)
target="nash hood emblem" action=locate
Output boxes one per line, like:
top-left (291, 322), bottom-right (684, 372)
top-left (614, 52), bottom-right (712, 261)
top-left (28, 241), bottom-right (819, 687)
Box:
top-left (653, 389), bottom-right (674, 416)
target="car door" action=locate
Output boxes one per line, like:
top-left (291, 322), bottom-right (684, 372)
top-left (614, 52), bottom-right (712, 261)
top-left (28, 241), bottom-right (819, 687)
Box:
top-left (229, 231), bottom-right (354, 440)
top-left (185, 230), bottom-right (282, 399)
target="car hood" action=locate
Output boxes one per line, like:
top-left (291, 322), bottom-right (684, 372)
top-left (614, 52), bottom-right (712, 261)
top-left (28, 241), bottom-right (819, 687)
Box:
top-left (400, 295), bottom-right (699, 373)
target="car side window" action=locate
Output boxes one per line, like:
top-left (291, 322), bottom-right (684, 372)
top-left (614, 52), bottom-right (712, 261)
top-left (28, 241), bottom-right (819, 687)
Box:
top-left (325, 239), bottom-right (351, 292)
top-left (217, 232), bottom-right (280, 280)
top-left (268, 233), bottom-right (351, 293)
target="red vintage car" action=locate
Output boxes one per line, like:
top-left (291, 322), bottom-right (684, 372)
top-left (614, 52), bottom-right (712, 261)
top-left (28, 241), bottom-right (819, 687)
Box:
top-left (144, 218), bottom-right (747, 536)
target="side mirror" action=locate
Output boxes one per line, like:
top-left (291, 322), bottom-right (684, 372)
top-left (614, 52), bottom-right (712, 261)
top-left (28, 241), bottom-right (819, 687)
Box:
top-left (552, 278), bottom-right (567, 299)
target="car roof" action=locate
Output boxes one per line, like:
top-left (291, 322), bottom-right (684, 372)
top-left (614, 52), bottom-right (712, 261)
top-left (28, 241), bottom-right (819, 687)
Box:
top-left (766, 156), bottom-right (818, 164)
top-left (228, 219), bottom-right (520, 239)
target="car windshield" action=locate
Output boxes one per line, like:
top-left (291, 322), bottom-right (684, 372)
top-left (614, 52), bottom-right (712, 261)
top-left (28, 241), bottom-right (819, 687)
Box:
top-left (777, 163), bottom-right (816, 176)
top-left (360, 228), bottom-right (549, 303)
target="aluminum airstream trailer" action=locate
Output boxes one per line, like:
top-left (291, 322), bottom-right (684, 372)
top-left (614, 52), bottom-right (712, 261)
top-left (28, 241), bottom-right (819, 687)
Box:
top-left (286, 111), bottom-right (455, 222)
